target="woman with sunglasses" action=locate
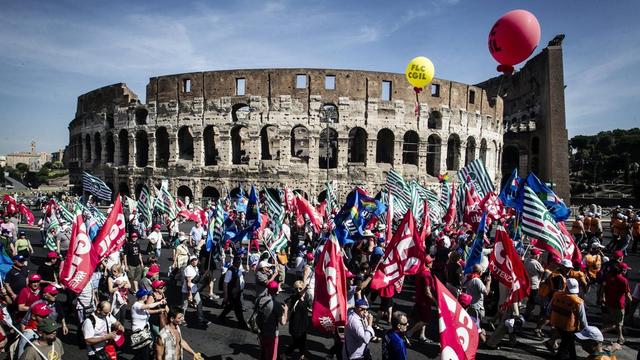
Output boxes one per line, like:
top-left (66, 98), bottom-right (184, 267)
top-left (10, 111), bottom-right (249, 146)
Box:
top-left (285, 280), bottom-right (312, 359)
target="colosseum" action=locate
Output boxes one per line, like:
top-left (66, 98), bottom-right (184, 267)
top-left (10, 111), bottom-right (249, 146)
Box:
top-left (66, 68), bottom-right (505, 204)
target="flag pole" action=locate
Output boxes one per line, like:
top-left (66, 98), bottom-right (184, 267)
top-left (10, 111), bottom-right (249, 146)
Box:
top-left (3, 320), bottom-right (49, 360)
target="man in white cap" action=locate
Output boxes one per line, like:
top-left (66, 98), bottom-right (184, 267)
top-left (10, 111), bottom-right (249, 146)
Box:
top-left (182, 256), bottom-right (208, 327)
top-left (548, 278), bottom-right (587, 360)
top-left (575, 326), bottom-right (621, 359)
top-left (255, 260), bottom-right (277, 299)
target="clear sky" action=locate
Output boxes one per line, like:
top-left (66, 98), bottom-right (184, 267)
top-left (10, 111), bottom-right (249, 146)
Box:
top-left (0, 0), bottom-right (638, 154)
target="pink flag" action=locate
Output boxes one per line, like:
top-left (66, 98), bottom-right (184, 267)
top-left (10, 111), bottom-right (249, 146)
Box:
top-left (90, 196), bottom-right (127, 266)
top-left (3, 194), bottom-right (17, 215)
top-left (463, 186), bottom-right (483, 231)
top-left (436, 277), bottom-right (479, 360)
top-left (312, 235), bottom-right (348, 332)
top-left (480, 191), bottom-right (506, 224)
top-left (371, 210), bottom-right (425, 290)
top-left (442, 182), bottom-right (457, 227)
top-left (418, 199), bottom-right (431, 244)
top-left (489, 226), bottom-right (530, 310)
top-left (295, 196), bottom-right (322, 233)
top-left (60, 212), bottom-right (94, 293)
top-left (558, 222), bottom-right (582, 265)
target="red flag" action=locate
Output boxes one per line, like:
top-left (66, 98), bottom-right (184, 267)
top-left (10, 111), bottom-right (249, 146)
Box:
top-left (371, 210), bottom-right (425, 290)
top-left (463, 186), bottom-right (483, 231)
top-left (312, 235), bottom-right (348, 332)
top-left (489, 226), bottom-right (530, 310)
top-left (480, 191), bottom-right (505, 224)
top-left (284, 187), bottom-right (296, 213)
top-left (177, 209), bottom-right (200, 223)
top-left (18, 204), bottom-right (35, 225)
top-left (176, 198), bottom-right (186, 210)
top-left (315, 200), bottom-right (327, 221)
top-left (442, 182), bottom-right (457, 227)
top-left (60, 211), bottom-right (94, 293)
top-left (418, 199), bottom-right (431, 243)
top-left (558, 222), bottom-right (582, 265)
top-left (294, 196), bottom-right (322, 233)
top-left (3, 194), bottom-right (17, 215)
top-left (196, 207), bottom-right (208, 226)
top-left (44, 199), bottom-right (58, 217)
top-left (436, 277), bottom-right (479, 360)
top-left (90, 196), bottom-right (127, 266)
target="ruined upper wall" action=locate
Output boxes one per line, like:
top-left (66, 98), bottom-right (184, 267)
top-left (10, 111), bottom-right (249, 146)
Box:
top-left (75, 83), bottom-right (139, 117)
top-left (145, 69), bottom-right (501, 118)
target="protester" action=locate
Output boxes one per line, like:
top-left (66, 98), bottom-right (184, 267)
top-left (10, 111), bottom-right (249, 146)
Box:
top-left (255, 280), bottom-right (288, 360)
top-left (124, 232), bottom-right (144, 293)
top-left (148, 280), bottom-right (169, 342)
top-left (548, 278), bottom-right (588, 360)
top-left (83, 301), bottom-right (125, 360)
top-left (600, 262), bottom-right (632, 344)
top-left (382, 311), bottom-right (409, 360)
top-left (255, 260), bottom-right (277, 299)
top-left (131, 288), bottom-right (167, 360)
top-left (4, 255), bottom-right (29, 300)
top-left (463, 264), bottom-right (492, 335)
top-left (37, 251), bottom-right (60, 286)
top-left (407, 256), bottom-right (435, 343)
top-left (524, 248), bottom-right (544, 319)
top-left (343, 299), bottom-right (375, 360)
top-left (19, 318), bottom-right (65, 360)
top-left (285, 280), bottom-right (312, 359)
top-left (155, 308), bottom-right (204, 360)
top-left (147, 224), bottom-right (164, 258)
top-left (575, 326), bottom-right (621, 360)
top-left (15, 302), bottom-right (52, 359)
top-left (15, 230), bottom-right (33, 258)
top-left (218, 256), bottom-right (248, 329)
top-left (16, 274), bottom-right (42, 324)
top-left (107, 264), bottom-right (131, 324)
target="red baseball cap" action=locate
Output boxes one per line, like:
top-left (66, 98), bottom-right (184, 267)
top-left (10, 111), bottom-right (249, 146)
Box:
top-left (131, 232), bottom-right (139, 238)
top-left (153, 224), bottom-right (161, 229)
top-left (267, 280), bottom-right (279, 293)
top-left (31, 302), bottom-right (52, 317)
top-left (613, 250), bottom-right (624, 259)
top-left (28, 274), bottom-right (42, 283)
top-left (43, 285), bottom-right (59, 295)
top-left (47, 251), bottom-right (59, 259)
top-left (149, 264), bottom-right (160, 273)
top-left (531, 248), bottom-right (543, 255)
top-left (152, 280), bottom-right (167, 289)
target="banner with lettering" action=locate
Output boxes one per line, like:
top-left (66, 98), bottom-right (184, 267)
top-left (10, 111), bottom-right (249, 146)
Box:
top-left (436, 277), bottom-right (479, 360)
top-left (59, 212), bottom-right (93, 293)
top-left (312, 234), bottom-right (348, 332)
top-left (488, 226), bottom-right (530, 309)
top-left (91, 196), bottom-right (127, 265)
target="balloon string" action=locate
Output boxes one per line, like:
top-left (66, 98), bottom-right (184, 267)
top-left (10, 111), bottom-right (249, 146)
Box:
top-left (414, 89), bottom-right (420, 122)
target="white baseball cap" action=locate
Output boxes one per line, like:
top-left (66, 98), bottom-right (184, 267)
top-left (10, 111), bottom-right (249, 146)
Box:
top-left (257, 260), bottom-right (274, 270)
top-left (575, 326), bottom-right (603, 342)
top-left (560, 259), bottom-right (573, 268)
top-left (566, 278), bottom-right (579, 294)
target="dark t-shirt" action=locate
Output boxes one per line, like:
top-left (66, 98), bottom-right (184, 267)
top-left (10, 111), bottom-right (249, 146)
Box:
top-left (37, 262), bottom-right (57, 283)
top-left (5, 266), bottom-right (28, 295)
top-left (124, 241), bottom-right (142, 267)
top-left (257, 295), bottom-right (283, 337)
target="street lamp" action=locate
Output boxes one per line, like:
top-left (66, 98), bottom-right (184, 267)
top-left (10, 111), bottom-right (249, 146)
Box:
top-left (319, 104), bottom-right (338, 181)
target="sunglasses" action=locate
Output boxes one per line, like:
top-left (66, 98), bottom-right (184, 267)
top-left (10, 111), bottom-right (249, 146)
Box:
top-left (295, 287), bottom-right (304, 291)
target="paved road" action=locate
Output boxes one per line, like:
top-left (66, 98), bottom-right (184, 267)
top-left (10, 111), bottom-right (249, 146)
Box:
top-left (14, 219), bottom-right (640, 360)
top-left (4, 175), bottom-right (27, 189)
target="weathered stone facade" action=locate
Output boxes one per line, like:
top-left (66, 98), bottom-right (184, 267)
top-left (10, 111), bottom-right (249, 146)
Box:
top-left (67, 69), bottom-right (503, 203)
top-left (477, 36), bottom-right (570, 203)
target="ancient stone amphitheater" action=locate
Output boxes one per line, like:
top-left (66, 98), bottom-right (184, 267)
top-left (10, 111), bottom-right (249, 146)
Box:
top-left (66, 69), bottom-right (504, 203)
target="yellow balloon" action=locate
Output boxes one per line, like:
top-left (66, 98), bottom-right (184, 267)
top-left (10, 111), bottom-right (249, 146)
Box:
top-left (405, 56), bottom-right (435, 89)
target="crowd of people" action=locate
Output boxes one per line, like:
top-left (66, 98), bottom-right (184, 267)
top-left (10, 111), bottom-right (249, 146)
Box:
top-left (0, 193), bottom-right (639, 360)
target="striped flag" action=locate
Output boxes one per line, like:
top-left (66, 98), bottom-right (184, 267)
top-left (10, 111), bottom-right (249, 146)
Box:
top-left (137, 185), bottom-right (153, 228)
top-left (326, 181), bottom-right (338, 216)
top-left (81, 172), bottom-right (112, 201)
top-left (521, 185), bottom-right (566, 258)
top-left (154, 183), bottom-right (177, 219)
top-left (268, 229), bottom-right (288, 252)
top-left (263, 187), bottom-right (284, 226)
top-left (58, 203), bottom-right (74, 223)
top-left (44, 212), bottom-right (60, 251)
top-left (457, 159), bottom-right (495, 198)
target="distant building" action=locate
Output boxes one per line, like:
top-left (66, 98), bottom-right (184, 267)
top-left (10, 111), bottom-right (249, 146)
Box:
top-left (5, 141), bottom-right (52, 171)
top-left (51, 149), bottom-right (64, 163)
top-left (0, 156), bottom-right (6, 168)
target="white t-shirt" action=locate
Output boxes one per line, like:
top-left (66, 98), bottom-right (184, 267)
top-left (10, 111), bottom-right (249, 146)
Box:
top-left (131, 301), bottom-right (149, 331)
top-left (82, 314), bottom-right (118, 355)
top-left (148, 231), bottom-right (163, 249)
top-left (223, 267), bottom-right (246, 290)
top-left (182, 265), bottom-right (198, 294)
top-left (76, 281), bottom-right (94, 310)
top-left (106, 251), bottom-right (121, 270)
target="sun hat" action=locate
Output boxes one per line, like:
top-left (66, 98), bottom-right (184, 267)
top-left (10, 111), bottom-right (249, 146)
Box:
top-left (28, 274), bottom-right (42, 283)
top-left (47, 251), bottom-right (59, 259)
top-left (560, 259), bottom-right (573, 268)
top-left (136, 289), bottom-right (152, 298)
top-left (257, 260), bottom-right (274, 270)
top-left (575, 326), bottom-right (604, 342)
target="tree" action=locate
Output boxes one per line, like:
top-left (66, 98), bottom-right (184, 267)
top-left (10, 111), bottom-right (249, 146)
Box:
top-left (15, 163), bottom-right (28, 172)
top-left (52, 161), bottom-right (65, 170)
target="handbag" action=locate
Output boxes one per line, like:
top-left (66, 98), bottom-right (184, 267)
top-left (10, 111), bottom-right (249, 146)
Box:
top-left (130, 325), bottom-right (152, 350)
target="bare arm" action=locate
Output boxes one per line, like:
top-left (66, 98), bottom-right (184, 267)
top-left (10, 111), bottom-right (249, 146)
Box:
top-left (155, 338), bottom-right (165, 360)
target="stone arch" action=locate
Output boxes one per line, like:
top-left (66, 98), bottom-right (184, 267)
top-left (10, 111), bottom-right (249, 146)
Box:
top-left (232, 103), bottom-right (250, 122)
top-left (402, 131), bottom-right (419, 165)
top-left (135, 130), bottom-right (149, 167)
top-left (135, 107), bottom-right (148, 125)
top-left (85, 134), bottom-right (92, 163)
top-left (446, 134), bottom-right (461, 171)
top-left (348, 127), bottom-right (367, 163)
top-left (291, 125), bottom-right (309, 161)
top-left (376, 129), bottom-right (394, 164)
top-left (202, 186), bottom-right (220, 200)
top-left (231, 125), bottom-right (249, 165)
top-left (177, 185), bottom-right (193, 202)
top-left (134, 183), bottom-right (145, 198)
top-left (427, 135), bottom-right (442, 176)
top-left (106, 132), bottom-right (115, 163)
top-left (319, 127), bottom-right (338, 169)
top-left (155, 127), bottom-right (170, 168)
top-left (118, 182), bottom-right (130, 196)
top-left (428, 110), bottom-right (443, 130)
top-left (320, 103), bottom-right (339, 123)
top-left (480, 139), bottom-right (488, 165)
top-left (203, 126), bottom-right (218, 166)
top-left (178, 126), bottom-right (194, 160)
top-left (465, 136), bottom-right (476, 166)
top-left (260, 125), bottom-right (280, 160)
top-left (118, 129), bottom-right (129, 166)
top-left (94, 133), bottom-right (102, 164)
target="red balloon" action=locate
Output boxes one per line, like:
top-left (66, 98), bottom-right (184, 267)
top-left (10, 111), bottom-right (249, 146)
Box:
top-left (488, 10), bottom-right (541, 70)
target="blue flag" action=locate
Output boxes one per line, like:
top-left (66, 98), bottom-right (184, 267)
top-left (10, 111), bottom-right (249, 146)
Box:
top-left (246, 185), bottom-right (260, 228)
top-left (499, 168), bottom-right (523, 210)
top-left (0, 243), bottom-right (13, 280)
top-left (525, 172), bottom-right (570, 222)
top-left (464, 212), bottom-right (487, 275)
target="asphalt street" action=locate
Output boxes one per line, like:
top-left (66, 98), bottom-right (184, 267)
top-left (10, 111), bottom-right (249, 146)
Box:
top-left (12, 218), bottom-right (640, 360)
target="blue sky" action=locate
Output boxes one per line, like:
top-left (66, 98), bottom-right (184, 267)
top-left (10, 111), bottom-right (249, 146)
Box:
top-left (1, 0), bottom-right (638, 154)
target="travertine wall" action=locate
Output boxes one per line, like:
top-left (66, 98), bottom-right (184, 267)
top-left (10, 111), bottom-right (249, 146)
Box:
top-left (67, 69), bottom-right (503, 202)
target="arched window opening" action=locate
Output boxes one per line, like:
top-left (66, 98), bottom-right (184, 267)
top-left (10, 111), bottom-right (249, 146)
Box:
top-left (317, 190), bottom-right (328, 204)
top-left (291, 126), bottom-right (309, 162)
top-left (319, 128), bottom-right (338, 169)
top-left (118, 129), bottom-right (129, 166)
top-left (480, 139), bottom-right (488, 165)
top-left (155, 127), bottom-right (169, 168)
top-left (177, 186), bottom-right (193, 203)
top-left (320, 104), bottom-right (339, 123)
top-left (118, 182), bottom-right (130, 196)
top-left (428, 111), bottom-right (443, 130)
top-left (202, 186), bottom-right (220, 201)
top-left (501, 145), bottom-right (520, 187)
top-left (231, 126), bottom-right (249, 165)
top-left (427, 135), bottom-right (442, 176)
top-left (178, 126), bottom-right (194, 160)
top-left (531, 156), bottom-right (539, 174)
top-left (376, 129), bottom-right (394, 164)
top-left (465, 137), bottom-right (476, 166)
top-left (94, 133), bottom-right (102, 164)
top-left (203, 126), bottom-right (218, 166)
top-left (348, 127), bottom-right (367, 163)
top-left (402, 131), bottom-right (419, 165)
top-left (446, 134), bottom-right (461, 171)
top-left (232, 104), bottom-right (251, 122)
top-left (85, 135), bottom-right (92, 163)
top-left (106, 113), bottom-right (114, 129)
top-left (135, 131), bottom-right (149, 167)
top-left (532, 136), bottom-right (540, 155)
top-left (260, 125), bottom-right (280, 160)
top-left (106, 133), bottom-right (115, 163)
top-left (135, 108), bottom-right (148, 125)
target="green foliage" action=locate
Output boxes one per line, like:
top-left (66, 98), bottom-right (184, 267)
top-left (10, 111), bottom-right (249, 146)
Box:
top-left (15, 163), bottom-right (28, 172)
top-left (52, 161), bottom-right (64, 170)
